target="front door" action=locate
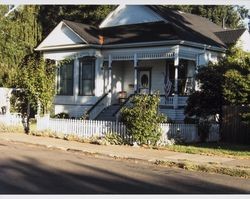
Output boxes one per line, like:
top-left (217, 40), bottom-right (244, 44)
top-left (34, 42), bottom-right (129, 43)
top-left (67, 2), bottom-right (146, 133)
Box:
top-left (137, 69), bottom-right (151, 94)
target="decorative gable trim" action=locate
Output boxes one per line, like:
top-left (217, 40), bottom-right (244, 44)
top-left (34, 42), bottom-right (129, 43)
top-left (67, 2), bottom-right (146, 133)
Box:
top-left (36, 21), bottom-right (87, 51)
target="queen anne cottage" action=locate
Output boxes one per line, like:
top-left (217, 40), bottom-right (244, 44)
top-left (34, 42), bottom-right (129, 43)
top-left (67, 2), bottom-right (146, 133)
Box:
top-left (36, 5), bottom-right (250, 122)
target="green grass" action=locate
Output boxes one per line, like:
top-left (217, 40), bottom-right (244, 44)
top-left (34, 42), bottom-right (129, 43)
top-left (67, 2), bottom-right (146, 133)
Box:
top-left (155, 160), bottom-right (250, 178)
top-left (0, 123), bottom-right (24, 134)
top-left (164, 143), bottom-right (250, 158)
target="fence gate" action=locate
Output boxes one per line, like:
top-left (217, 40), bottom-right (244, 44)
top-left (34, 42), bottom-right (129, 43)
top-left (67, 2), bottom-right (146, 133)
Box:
top-left (221, 105), bottom-right (250, 144)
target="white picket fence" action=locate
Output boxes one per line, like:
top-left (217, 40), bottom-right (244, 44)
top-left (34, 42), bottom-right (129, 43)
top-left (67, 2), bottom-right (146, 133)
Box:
top-left (160, 123), bottom-right (198, 143)
top-left (0, 113), bottom-right (23, 126)
top-left (36, 116), bottom-right (202, 143)
top-left (36, 115), bottom-right (129, 139)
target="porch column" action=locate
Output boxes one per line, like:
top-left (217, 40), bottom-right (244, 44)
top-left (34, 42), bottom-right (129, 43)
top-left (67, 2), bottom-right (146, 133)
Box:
top-left (74, 59), bottom-right (79, 103)
top-left (134, 53), bottom-right (138, 93)
top-left (174, 45), bottom-right (179, 109)
top-left (108, 55), bottom-right (112, 105)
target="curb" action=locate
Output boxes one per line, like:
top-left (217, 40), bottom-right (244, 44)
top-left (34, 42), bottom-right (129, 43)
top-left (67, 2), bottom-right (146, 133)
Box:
top-left (1, 136), bottom-right (250, 178)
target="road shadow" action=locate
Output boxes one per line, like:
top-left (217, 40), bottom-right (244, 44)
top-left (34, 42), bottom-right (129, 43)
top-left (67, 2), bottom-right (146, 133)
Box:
top-left (0, 156), bottom-right (249, 194)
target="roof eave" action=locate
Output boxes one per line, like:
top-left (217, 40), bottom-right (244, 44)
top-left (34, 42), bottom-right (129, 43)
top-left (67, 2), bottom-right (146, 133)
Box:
top-left (35, 40), bottom-right (226, 53)
top-left (102, 40), bottom-right (226, 52)
top-left (35, 44), bottom-right (100, 51)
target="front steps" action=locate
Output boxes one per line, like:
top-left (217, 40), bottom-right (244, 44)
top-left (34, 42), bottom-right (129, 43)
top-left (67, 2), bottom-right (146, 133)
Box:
top-left (95, 104), bottom-right (186, 123)
top-left (95, 105), bottom-right (120, 121)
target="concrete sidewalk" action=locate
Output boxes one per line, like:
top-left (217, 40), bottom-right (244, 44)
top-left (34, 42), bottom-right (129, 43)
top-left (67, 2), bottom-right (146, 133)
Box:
top-left (0, 132), bottom-right (249, 172)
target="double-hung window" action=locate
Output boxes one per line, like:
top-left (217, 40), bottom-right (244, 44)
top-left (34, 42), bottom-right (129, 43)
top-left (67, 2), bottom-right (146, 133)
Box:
top-left (79, 57), bottom-right (95, 96)
top-left (56, 61), bottom-right (74, 95)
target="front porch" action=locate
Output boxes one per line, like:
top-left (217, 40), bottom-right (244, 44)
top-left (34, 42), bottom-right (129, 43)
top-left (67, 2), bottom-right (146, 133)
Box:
top-left (103, 45), bottom-right (197, 108)
top-left (93, 45), bottom-right (200, 122)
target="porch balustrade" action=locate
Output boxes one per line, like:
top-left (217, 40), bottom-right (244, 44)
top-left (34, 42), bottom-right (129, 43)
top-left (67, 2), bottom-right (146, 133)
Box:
top-left (160, 96), bottom-right (188, 106)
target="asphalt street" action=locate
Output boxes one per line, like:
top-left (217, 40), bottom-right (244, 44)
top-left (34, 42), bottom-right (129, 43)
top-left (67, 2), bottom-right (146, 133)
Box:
top-left (0, 140), bottom-right (249, 194)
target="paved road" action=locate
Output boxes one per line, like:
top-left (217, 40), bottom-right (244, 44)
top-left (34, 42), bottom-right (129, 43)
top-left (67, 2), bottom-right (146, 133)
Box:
top-left (0, 140), bottom-right (249, 194)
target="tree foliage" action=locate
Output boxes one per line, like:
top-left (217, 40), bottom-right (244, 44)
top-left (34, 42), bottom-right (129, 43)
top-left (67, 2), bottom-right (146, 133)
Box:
top-left (15, 52), bottom-right (56, 114)
top-left (166, 5), bottom-right (249, 28)
top-left (0, 5), bottom-right (42, 87)
top-left (185, 47), bottom-right (250, 122)
top-left (0, 5), bottom-right (114, 115)
top-left (121, 94), bottom-right (166, 146)
top-left (38, 5), bottom-right (115, 37)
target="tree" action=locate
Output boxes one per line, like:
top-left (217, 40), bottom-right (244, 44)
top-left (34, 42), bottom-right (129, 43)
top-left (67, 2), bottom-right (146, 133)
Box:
top-left (223, 47), bottom-right (250, 105)
top-left (166, 5), bottom-right (249, 28)
top-left (121, 94), bottom-right (166, 146)
top-left (0, 5), bottom-right (115, 88)
top-left (0, 5), bottom-right (42, 87)
top-left (38, 5), bottom-right (115, 37)
top-left (185, 47), bottom-right (250, 123)
top-left (15, 52), bottom-right (56, 115)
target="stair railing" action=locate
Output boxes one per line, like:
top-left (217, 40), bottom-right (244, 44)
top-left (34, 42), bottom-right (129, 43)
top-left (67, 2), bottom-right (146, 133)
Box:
top-left (113, 94), bottom-right (135, 120)
top-left (86, 91), bottom-right (110, 120)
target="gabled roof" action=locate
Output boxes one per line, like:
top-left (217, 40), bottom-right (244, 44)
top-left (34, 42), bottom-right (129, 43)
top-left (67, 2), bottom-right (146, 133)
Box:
top-left (37, 5), bottom-right (248, 51)
top-left (215, 28), bottom-right (246, 45)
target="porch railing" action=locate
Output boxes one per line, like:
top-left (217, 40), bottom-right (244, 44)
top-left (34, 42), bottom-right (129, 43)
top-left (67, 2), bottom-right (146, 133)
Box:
top-left (160, 96), bottom-right (188, 106)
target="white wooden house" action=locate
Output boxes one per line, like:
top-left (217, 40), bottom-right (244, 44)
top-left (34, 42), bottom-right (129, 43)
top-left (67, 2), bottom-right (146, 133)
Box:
top-left (36, 5), bottom-right (250, 122)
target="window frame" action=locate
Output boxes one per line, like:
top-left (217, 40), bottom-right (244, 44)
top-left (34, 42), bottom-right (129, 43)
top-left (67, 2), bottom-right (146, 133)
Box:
top-left (56, 60), bottom-right (74, 96)
top-left (78, 57), bottom-right (95, 96)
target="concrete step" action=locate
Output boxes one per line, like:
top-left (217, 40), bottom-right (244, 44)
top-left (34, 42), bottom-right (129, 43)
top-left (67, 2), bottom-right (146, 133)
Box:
top-left (95, 105), bottom-right (121, 121)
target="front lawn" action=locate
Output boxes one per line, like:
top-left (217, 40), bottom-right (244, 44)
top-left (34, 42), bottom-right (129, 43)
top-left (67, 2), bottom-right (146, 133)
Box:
top-left (164, 142), bottom-right (250, 158)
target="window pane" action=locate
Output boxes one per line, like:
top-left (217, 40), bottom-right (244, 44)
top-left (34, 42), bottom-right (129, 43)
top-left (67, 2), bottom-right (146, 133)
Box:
top-left (82, 62), bottom-right (94, 79)
top-left (79, 58), bottom-right (95, 95)
top-left (57, 61), bottom-right (74, 95)
top-left (82, 80), bottom-right (93, 95)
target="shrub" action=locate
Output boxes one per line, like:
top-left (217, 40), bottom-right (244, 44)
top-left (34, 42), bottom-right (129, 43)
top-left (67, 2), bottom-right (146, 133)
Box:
top-left (241, 112), bottom-right (250, 124)
top-left (184, 117), bottom-right (198, 124)
top-left (53, 112), bottom-right (70, 119)
top-left (104, 132), bottom-right (124, 145)
top-left (121, 93), bottom-right (166, 146)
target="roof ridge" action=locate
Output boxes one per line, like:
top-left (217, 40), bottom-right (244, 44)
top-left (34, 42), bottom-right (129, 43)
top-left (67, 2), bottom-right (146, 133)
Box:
top-left (99, 20), bottom-right (166, 30)
top-left (62, 19), bottom-right (98, 29)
